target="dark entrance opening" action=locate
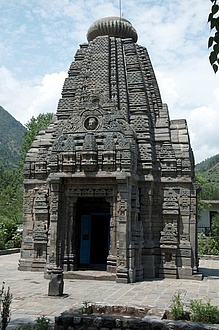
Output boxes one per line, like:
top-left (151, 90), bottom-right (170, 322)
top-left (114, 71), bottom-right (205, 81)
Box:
top-left (75, 197), bottom-right (110, 270)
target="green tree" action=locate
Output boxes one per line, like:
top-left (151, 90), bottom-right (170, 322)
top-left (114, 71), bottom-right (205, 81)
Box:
top-left (211, 212), bottom-right (219, 247)
top-left (208, 0), bottom-right (219, 73)
top-left (0, 283), bottom-right (13, 330)
top-left (21, 113), bottom-right (54, 163)
top-left (0, 164), bottom-right (23, 249)
top-left (195, 172), bottom-right (211, 213)
top-left (0, 164), bottom-right (23, 222)
top-left (0, 113), bottom-right (54, 249)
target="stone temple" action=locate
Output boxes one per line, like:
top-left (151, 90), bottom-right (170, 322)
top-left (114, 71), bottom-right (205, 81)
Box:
top-left (19, 17), bottom-right (200, 283)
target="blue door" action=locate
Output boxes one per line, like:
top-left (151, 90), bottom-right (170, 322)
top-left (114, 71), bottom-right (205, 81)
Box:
top-left (80, 215), bottom-right (91, 264)
top-left (79, 213), bottom-right (110, 266)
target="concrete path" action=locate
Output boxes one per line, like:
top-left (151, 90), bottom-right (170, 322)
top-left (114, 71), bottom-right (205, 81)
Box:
top-left (0, 253), bottom-right (219, 328)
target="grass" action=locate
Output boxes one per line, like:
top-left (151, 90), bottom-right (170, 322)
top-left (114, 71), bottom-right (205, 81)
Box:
top-left (169, 293), bottom-right (219, 324)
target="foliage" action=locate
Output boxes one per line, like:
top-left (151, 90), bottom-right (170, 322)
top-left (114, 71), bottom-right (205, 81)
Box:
top-left (0, 282), bottom-right (13, 330)
top-left (170, 293), bottom-right (188, 321)
top-left (199, 182), bottom-right (219, 200)
top-left (208, 212), bottom-right (219, 253)
top-left (21, 113), bottom-right (53, 164)
top-left (0, 218), bottom-right (17, 247)
top-left (0, 164), bottom-right (23, 223)
top-left (0, 112), bottom-right (54, 250)
top-left (190, 299), bottom-right (219, 324)
top-left (0, 218), bottom-right (22, 250)
top-left (208, 0), bottom-right (219, 73)
top-left (196, 154), bottom-right (219, 172)
top-left (170, 294), bottom-right (219, 324)
top-left (0, 106), bottom-right (26, 169)
top-left (34, 316), bottom-right (52, 330)
top-left (5, 232), bottom-right (22, 249)
top-left (198, 232), bottom-right (219, 255)
top-left (211, 211), bottom-right (219, 238)
top-left (195, 154), bottom-right (219, 201)
top-left (79, 301), bottom-right (92, 314)
top-left (198, 213), bottom-right (219, 255)
top-left (195, 173), bottom-right (211, 215)
top-left (15, 316), bottom-right (52, 330)
top-left (0, 163), bottom-right (23, 250)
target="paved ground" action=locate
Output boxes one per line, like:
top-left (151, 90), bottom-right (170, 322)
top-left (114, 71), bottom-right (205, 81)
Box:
top-left (1, 253), bottom-right (219, 328)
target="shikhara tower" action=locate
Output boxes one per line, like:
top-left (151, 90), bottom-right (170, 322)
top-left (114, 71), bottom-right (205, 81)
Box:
top-left (19, 17), bottom-right (201, 282)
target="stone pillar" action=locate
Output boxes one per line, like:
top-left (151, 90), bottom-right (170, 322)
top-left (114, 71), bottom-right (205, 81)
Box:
top-left (115, 179), bottom-right (130, 283)
top-left (19, 185), bottom-right (35, 271)
top-left (63, 195), bottom-right (76, 271)
top-left (107, 196), bottom-right (117, 273)
top-left (159, 223), bottom-right (178, 278)
top-left (190, 185), bottom-right (199, 272)
top-left (48, 267), bottom-right (64, 296)
top-left (46, 175), bottom-right (61, 271)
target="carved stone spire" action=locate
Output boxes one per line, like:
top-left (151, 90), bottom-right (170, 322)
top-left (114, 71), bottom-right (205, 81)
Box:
top-left (20, 15), bottom-right (199, 283)
top-left (87, 16), bottom-right (138, 42)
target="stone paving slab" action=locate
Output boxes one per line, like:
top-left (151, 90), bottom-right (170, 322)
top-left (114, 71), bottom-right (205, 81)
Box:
top-left (0, 253), bottom-right (219, 328)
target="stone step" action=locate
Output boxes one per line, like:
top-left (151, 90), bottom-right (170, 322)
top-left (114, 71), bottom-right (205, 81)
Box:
top-left (63, 270), bottom-right (116, 281)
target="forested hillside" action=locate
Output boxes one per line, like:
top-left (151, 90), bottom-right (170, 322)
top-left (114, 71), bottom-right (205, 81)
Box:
top-left (196, 154), bottom-right (219, 172)
top-left (0, 110), bottom-right (53, 249)
top-left (0, 106), bottom-right (26, 168)
top-left (196, 154), bottom-right (219, 200)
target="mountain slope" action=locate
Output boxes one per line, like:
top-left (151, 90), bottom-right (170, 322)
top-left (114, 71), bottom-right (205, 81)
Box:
top-left (196, 154), bottom-right (219, 172)
top-left (196, 154), bottom-right (219, 200)
top-left (0, 106), bottom-right (26, 168)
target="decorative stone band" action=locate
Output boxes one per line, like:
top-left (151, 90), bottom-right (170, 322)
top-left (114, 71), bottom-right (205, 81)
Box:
top-left (87, 16), bottom-right (138, 42)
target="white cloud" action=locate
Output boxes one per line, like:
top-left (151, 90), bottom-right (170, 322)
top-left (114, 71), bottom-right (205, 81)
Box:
top-left (156, 62), bottom-right (219, 164)
top-left (188, 105), bottom-right (219, 163)
top-left (156, 71), bottom-right (179, 109)
top-left (0, 66), bottom-right (67, 124)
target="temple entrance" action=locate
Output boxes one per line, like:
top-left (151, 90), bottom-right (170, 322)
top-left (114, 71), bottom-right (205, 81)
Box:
top-left (76, 197), bottom-right (110, 270)
top-left (80, 213), bottom-right (110, 266)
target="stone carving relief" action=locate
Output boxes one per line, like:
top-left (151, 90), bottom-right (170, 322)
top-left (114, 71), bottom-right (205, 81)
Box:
top-left (34, 189), bottom-right (48, 209)
top-left (103, 115), bottom-right (121, 131)
top-left (62, 116), bottom-right (81, 133)
top-left (116, 132), bottom-right (130, 149)
top-left (84, 116), bottom-right (99, 130)
top-left (139, 145), bottom-right (152, 160)
top-left (163, 189), bottom-right (179, 213)
top-left (52, 135), bottom-right (68, 152)
top-left (57, 98), bottom-right (75, 110)
top-left (129, 92), bottom-right (147, 106)
top-left (117, 193), bottom-right (127, 222)
top-left (104, 133), bottom-right (115, 150)
top-left (127, 71), bottom-right (143, 84)
top-left (182, 159), bottom-right (191, 173)
top-left (81, 133), bottom-right (98, 170)
top-left (33, 223), bottom-right (48, 241)
top-left (130, 116), bottom-right (149, 131)
top-left (68, 188), bottom-right (113, 197)
top-left (63, 135), bottom-right (75, 151)
top-left (160, 223), bottom-right (178, 245)
top-left (157, 143), bottom-right (175, 159)
top-left (117, 242), bottom-right (126, 267)
top-left (83, 133), bottom-right (97, 151)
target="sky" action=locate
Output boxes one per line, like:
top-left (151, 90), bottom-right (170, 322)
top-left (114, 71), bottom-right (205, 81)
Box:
top-left (0, 0), bottom-right (218, 164)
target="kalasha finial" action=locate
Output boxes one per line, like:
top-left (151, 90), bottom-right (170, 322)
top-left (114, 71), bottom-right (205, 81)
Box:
top-left (87, 16), bottom-right (138, 43)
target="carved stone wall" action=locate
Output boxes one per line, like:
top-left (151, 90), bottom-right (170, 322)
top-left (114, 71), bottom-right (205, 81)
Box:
top-left (19, 16), bottom-right (200, 282)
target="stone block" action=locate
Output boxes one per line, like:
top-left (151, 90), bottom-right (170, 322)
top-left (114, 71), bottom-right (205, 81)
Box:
top-left (48, 267), bottom-right (64, 296)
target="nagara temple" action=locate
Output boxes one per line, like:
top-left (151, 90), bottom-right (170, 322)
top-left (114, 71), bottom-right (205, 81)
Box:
top-left (19, 16), bottom-right (201, 283)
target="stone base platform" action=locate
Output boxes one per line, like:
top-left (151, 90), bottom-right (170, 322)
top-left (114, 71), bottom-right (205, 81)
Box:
top-left (45, 269), bottom-right (116, 281)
